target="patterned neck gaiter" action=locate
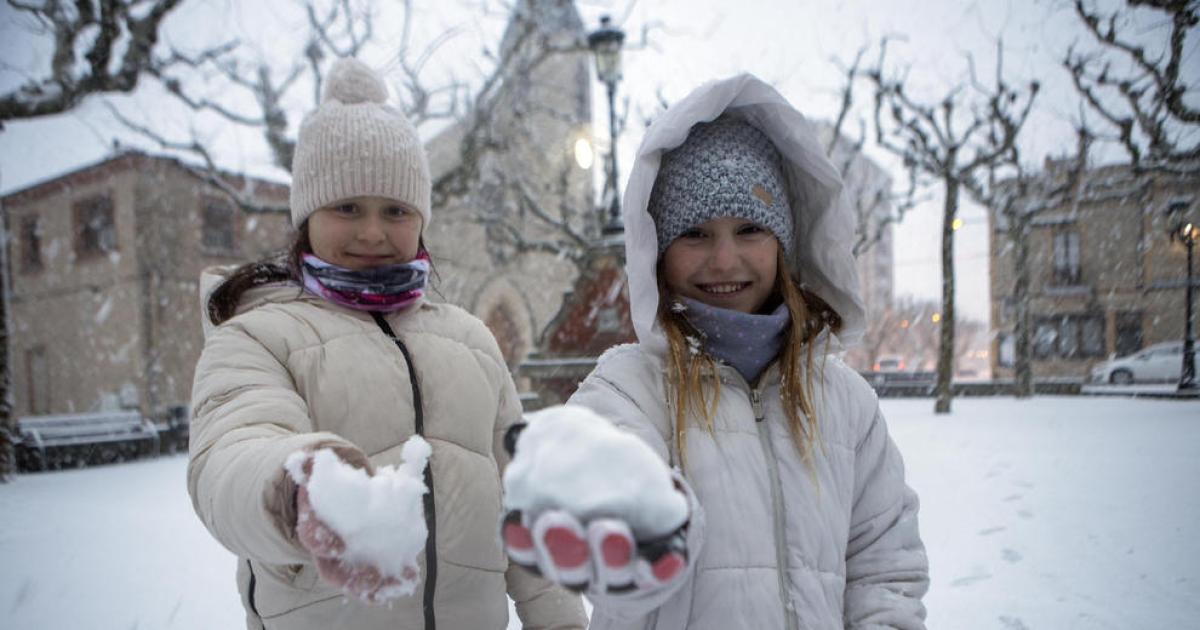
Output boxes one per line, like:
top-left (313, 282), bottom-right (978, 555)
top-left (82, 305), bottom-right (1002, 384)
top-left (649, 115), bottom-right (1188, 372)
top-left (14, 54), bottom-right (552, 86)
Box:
top-left (301, 251), bottom-right (429, 313)
top-left (675, 296), bottom-right (790, 383)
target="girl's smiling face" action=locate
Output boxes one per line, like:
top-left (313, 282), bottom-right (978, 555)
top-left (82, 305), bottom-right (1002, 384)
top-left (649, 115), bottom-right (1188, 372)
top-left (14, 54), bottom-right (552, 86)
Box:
top-left (307, 196), bottom-right (423, 269)
top-left (661, 216), bottom-right (780, 314)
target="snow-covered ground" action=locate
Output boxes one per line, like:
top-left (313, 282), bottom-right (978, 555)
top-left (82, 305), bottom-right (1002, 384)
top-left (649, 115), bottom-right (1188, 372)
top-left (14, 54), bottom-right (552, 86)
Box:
top-left (2, 396), bottom-right (1197, 629)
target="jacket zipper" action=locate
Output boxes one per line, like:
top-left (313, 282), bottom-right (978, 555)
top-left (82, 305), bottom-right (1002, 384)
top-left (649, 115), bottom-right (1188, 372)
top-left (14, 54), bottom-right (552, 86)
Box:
top-left (746, 375), bottom-right (799, 630)
top-left (246, 559), bottom-right (263, 628)
top-left (372, 313), bottom-right (437, 630)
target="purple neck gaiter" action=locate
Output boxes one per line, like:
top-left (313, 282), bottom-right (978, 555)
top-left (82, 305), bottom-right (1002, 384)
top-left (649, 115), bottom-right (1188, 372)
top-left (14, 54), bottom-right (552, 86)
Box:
top-left (675, 296), bottom-right (790, 383)
top-left (301, 252), bottom-right (429, 313)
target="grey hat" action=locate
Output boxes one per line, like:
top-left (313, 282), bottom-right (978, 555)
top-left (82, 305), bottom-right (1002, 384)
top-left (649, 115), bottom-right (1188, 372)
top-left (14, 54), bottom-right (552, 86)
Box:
top-left (648, 116), bottom-right (793, 256)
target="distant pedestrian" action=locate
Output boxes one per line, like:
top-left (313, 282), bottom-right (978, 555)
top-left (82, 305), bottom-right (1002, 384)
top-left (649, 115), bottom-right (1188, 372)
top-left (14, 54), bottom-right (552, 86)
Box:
top-left (188, 57), bottom-right (586, 630)
top-left (501, 74), bottom-right (929, 629)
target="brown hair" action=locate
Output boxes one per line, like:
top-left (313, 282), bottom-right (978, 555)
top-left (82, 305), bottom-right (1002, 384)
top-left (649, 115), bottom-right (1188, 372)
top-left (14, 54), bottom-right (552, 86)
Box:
top-left (206, 221), bottom-right (437, 326)
top-left (659, 248), bottom-right (843, 471)
top-left (207, 225), bottom-right (310, 326)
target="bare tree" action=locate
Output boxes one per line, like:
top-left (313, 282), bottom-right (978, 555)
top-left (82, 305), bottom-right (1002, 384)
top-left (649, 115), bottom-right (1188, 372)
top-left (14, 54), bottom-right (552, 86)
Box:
top-left (0, 0), bottom-right (187, 125)
top-left (1065, 0), bottom-right (1198, 177)
top-left (863, 39), bottom-right (1039, 413)
top-left (845, 299), bottom-right (909, 372)
top-left (0, 0), bottom-right (190, 481)
top-left (827, 46), bottom-right (923, 258)
top-left (967, 127), bottom-right (1091, 397)
top-left (112, 0), bottom-right (652, 266)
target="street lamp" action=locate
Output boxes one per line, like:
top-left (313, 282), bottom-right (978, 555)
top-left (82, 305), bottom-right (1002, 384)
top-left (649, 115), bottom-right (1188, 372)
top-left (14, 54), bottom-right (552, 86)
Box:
top-left (587, 15), bottom-right (626, 235)
top-left (1168, 201), bottom-right (1198, 393)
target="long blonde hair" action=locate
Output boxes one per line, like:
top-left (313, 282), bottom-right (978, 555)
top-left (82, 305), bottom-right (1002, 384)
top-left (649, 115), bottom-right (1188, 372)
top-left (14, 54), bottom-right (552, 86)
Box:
top-left (659, 249), bottom-right (843, 471)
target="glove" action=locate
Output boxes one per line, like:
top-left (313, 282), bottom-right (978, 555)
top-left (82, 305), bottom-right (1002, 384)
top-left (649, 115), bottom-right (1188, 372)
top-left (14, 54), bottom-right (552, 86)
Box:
top-left (501, 506), bottom-right (688, 593)
top-left (289, 446), bottom-right (414, 604)
top-left (500, 419), bottom-right (690, 594)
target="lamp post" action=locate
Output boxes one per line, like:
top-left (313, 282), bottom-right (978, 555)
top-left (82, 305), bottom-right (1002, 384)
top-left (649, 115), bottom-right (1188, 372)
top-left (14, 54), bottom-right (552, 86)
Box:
top-left (587, 15), bottom-right (626, 236)
top-left (1168, 201), bottom-right (1198, 393)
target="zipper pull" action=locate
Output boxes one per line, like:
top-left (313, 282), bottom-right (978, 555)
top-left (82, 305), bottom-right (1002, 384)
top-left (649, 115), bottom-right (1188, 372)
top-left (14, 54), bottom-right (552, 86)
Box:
top-left (751, 388), bottom-right (764, 422)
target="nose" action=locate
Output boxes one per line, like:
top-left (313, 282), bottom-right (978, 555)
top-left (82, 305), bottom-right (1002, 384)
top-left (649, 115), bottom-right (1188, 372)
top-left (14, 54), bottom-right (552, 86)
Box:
top-left (709, 234), bottom-right (738, 272)
top-left (356, 214), bottom-right (386, 244)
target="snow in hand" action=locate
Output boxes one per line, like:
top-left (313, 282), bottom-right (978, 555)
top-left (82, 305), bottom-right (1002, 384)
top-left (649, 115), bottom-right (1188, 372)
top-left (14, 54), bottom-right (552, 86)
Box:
top-left (504, 404), bottom-right (687, 539)
top-left (285, 436), bottom-right (431, 599)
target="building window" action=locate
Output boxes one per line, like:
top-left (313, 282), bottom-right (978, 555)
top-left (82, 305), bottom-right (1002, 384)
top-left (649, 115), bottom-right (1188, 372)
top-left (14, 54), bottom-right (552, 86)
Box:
top-left (1051, 229), bottom-right (1081, 285)
top-left (201, 197), bottom-right (236, 252)
top-left (1033, 314), bottom-right (1106, 360)
top-left (25, 345), bottom-right (49, 415)
top-left (73, 195), bottom-right (117, 258)
top-left (20, 215), bottom-right (42, 272)
top-left (1033, 321), bottom-right (1058, 359)
top-left (1115, 311), bottom-right (1143, 357)
top-left (997, 333), bottom-right (1015, 368)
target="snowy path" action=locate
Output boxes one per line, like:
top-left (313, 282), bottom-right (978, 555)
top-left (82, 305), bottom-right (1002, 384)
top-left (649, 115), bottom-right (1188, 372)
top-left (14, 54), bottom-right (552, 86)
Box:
top-left (1, 396), bottom-right (1197, 629)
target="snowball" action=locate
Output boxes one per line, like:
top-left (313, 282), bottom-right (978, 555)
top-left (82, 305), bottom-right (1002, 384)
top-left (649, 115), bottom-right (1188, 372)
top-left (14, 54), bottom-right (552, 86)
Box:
top-left (503, 405), bottom-right (688, 539)
top-left (286, 437), bottom-right (431, 599)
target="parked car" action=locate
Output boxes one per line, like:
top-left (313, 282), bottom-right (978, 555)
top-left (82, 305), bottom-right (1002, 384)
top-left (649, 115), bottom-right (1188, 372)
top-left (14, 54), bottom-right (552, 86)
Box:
top-left (1090, 341), bottom-right (1199, 384)
top-left (872, 355), bottom-right (906, 373)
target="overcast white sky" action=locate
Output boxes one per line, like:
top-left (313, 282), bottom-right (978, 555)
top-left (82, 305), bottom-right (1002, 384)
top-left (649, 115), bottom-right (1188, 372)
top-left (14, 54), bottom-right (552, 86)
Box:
top-left (1, 0), bottom-right (1187, 323)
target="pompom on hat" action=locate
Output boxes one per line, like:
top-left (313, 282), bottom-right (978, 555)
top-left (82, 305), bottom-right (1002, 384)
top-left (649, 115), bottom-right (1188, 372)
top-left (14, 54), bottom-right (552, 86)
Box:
top-left (289, 58), bottom-right (431, 229)
top-left (647, 115), bottom-right (793, 257)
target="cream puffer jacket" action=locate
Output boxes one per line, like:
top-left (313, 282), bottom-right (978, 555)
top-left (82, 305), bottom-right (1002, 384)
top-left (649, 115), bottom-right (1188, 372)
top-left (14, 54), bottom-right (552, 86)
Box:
top-left (188, 276), bottom-right (586, 630)
top-left (565, 74), bottom-right (928, 629)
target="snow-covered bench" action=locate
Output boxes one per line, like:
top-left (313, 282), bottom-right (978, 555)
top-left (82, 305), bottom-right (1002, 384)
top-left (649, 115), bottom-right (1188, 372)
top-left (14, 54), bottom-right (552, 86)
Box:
top-left (16, 411), bottom-right (160, 471)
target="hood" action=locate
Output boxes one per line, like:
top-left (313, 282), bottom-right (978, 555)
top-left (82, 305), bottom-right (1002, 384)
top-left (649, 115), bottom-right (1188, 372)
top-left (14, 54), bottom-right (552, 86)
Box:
top-left (623, 73), bottom-right (867, 357)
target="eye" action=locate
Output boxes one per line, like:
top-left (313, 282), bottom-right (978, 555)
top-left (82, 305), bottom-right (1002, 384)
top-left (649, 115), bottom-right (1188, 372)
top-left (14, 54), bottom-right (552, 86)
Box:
top-left (678, 227), bottom-right (707, 240)
top-left (332, 203), bottom-right (358, 216)
top-left (737, 223), bottom-right (767, 236)
top-left (384, 205), bottom-right (413, 219)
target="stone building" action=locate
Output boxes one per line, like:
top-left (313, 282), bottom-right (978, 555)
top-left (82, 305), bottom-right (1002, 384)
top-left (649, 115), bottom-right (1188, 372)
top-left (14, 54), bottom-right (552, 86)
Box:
top-left (2, 152), bottom-right (292, 418)
top-left (1, 0), bottom-right (597, 419)
top-left (989, 161), bottom-right (1199, 380)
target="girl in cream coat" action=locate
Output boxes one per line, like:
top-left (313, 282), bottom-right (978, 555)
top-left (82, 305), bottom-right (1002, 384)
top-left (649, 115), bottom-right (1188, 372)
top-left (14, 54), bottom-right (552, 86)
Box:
top-left (188, 58), bottom-right (585, 630)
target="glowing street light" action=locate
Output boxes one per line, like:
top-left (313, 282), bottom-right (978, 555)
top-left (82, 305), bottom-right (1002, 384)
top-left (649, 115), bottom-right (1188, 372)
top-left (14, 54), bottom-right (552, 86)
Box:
top-left (1167, 201), bottom-right (1197, 392)
top-left (587, 15), bottom-right (626, 235)
top-left (573, 137), bottom-right (594, 170)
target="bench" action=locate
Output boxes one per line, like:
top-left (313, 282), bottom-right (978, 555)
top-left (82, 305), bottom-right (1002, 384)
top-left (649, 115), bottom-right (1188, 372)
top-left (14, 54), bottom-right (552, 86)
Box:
top-left (16, 411), bottom-right (160, 471)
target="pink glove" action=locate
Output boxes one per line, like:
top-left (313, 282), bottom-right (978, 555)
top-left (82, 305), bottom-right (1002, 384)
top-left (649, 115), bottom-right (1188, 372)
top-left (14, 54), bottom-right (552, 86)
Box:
top-left (502, 507), bottom-right (688, 594)
top-left (291, 449), bottom-right (414, 604)
top-left (499, 423), bottom-right (689, 594)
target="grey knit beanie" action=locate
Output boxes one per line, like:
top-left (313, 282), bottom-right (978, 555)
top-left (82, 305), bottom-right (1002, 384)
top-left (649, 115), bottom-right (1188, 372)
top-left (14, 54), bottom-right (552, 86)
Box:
top-left (289, 58), bottom-right (431, 229)
top-left (648, 116), bottom-right (793, 256)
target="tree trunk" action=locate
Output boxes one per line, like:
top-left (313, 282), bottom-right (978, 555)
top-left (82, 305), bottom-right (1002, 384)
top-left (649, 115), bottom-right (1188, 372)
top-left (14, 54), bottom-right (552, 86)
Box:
top-left (1012, 213), bottom-right (1034, 398)
top-left (0, 201), bottom-right (13, 481)
top-left (935, 177), bottom-right (958, 414)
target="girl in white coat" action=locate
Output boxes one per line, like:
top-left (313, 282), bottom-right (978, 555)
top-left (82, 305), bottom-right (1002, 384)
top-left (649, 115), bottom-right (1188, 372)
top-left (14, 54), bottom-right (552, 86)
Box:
top-left (502, 74), bottom-right (929, 629)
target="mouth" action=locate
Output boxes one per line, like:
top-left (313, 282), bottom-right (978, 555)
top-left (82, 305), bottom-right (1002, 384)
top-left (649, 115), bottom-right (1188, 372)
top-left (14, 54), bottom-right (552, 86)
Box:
top-left (695, 282), bottom-right (751, 296)
top-left (346, 254), bottom-right (397, 264)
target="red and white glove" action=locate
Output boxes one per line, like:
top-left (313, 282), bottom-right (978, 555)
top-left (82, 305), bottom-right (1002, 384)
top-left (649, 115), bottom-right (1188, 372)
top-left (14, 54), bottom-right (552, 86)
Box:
top-left (499, 422), bottom-right (690, 594)
top-left (290, 449), bottom-right (414, 604)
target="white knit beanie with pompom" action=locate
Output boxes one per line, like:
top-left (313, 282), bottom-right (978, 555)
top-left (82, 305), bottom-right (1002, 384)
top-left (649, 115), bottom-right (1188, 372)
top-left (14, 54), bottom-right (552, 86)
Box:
top-left (289, 58), bottom-right (431, 228)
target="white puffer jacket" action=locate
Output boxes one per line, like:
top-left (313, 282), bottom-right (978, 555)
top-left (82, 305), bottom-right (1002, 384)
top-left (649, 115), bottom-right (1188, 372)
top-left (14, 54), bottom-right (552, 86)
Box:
top-left (568, 74), bottom-right (928, 629)
top-left (188, 275), bottom-right (586, 630)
